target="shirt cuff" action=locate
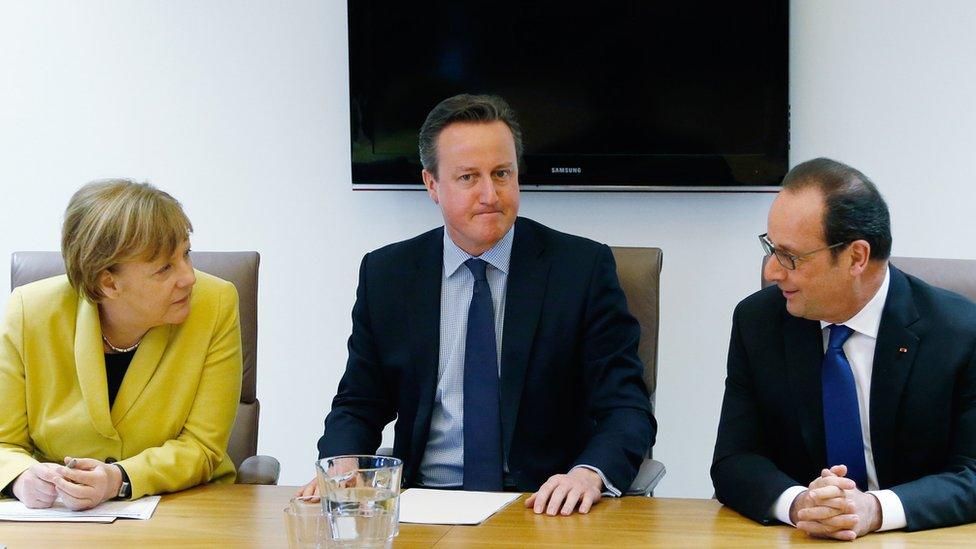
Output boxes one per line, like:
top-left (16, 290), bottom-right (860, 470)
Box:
top-left (867, 489), bottom-right (906, 531)
top-left (572, 465), bottom-right (621, 497)
top-left (772, 485), bottom-right (807, 526)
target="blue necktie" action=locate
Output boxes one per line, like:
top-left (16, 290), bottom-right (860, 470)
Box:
top-left (462, 258), bottom-right (503, 491)
top-left (822, 324), bottom-right (868, 490)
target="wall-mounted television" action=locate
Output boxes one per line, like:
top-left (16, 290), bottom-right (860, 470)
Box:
top-left (349, 1), bottom-right (788, 192)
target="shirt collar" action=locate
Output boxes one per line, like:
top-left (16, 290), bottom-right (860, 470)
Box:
top-left (442, 225), bottom-right (515, 278)
top-left (820, 265), bottom-right (890, 338)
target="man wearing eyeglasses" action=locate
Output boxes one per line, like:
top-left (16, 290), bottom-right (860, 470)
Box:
top-left (712, 157), bottom-right (976, 540)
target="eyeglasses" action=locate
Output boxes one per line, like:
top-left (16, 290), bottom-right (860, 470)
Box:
top-left (759, 233), bottom-right (848, 270)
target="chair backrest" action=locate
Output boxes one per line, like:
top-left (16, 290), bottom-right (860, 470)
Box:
top-left (888, 257), bottom-right (976, 302)
top-left (10, 251), bottom-right (260, 469)
top-left (610, 247), bottom-right (662, 411)
top-left (761, 255), bottom-right (976, 303)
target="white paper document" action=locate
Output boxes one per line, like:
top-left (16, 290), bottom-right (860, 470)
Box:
top-left (398, 488), bottom-right (520, 525)
top-left (0, 495), bottom-right (160, 523)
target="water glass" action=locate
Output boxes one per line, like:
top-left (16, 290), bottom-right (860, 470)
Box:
top-left (315, 455), bottom-right (403, 549)
top-left (284, 497), bottom-right (329, 549)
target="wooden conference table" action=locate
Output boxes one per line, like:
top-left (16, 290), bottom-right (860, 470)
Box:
top-left (2, 484), bottom-right (974, 547)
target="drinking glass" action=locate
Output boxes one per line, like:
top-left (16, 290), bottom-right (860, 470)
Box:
top-left (284, 497), bottom-right (329, 549)
top-left (315, 455), bottom-right (403, 549)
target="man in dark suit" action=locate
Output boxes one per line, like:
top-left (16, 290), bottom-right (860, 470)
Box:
top-left (712, 157), bottom-right (976, 540)
top-left (300, 94), bottom-right (655, 516)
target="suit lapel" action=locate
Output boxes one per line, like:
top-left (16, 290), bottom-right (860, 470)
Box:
top-left (407, 229), bottom-right (444, 468)
top-left (869, 267), bottom-right (920, 488)
top-left (74, 296), bottom-right (119, 440)
top-left (499, 219), bottom-right (550, 463)
top-left (783, 310), bottom-right (827, 466)
top-left (110, 323), bottom-right (170, 424)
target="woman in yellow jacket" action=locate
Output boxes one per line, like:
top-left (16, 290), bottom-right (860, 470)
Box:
top-left (0, 180), bottom-right (242, 509)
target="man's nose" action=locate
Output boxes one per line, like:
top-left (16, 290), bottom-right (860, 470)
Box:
top-left (763, 255), bottom-right (787, 283)
top-left (478, 177), bottom-right (499, 204)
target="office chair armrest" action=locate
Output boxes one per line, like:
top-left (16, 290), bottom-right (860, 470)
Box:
top-left (625, 458), bottom-right (666, 497)
top-left (237, 455), bottom-right (281, 485)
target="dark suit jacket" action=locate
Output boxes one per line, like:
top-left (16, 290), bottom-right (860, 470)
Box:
top-left (318, 217), bottom-right (655, 492)
top-left (712, 265), bottom-right (976, 531)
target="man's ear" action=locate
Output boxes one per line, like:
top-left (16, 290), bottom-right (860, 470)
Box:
top-left (848, 239), bottom-right (872, 276)
top-left (422, 169), bottom-right (439, 205)
top-left (98, 269), bottom-right (119, 300)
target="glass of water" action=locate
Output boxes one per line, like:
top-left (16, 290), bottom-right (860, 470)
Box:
top-left (284, 497), bottom-right (329, 549)
top-left (315, 455), bottom-right (403, 549)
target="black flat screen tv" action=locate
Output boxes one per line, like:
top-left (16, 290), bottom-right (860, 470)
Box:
top-left (349, 1), bottom-right (788, 191)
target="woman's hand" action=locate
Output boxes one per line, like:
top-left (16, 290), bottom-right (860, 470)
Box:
top-left (52, 457), bottom-right (123, 511)
top-left (11, 463), bottom-right (61, 508)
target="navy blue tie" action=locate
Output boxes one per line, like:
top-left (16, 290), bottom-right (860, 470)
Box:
top-left (462, 258), bottom-right (503, 491)
top-left (822, 324), bottom-right (868, 490)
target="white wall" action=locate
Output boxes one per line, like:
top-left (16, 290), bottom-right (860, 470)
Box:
top-left (791, 1), bottom-right (976, 261)
top-left (0, 0), bottom-right (973, 497)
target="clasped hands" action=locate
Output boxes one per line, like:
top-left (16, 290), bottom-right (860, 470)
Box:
top-left (790, 464), bottom-right (882, 541)
top-left (11, 457), bottom-right (123, 511)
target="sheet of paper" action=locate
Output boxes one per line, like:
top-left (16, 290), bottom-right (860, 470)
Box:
top-left (398, 488), bottom-right (520, 525)
top-left (0, 495), bottom-right (160, 522)
top-left (3, 515), bottom-right (115, 523)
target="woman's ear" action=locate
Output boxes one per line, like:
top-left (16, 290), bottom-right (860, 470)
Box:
top-left (98, 269), bottom-right (119, 299)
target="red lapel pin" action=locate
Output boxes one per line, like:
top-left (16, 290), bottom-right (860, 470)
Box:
top-left (898, 347), bottom-right (908, 353)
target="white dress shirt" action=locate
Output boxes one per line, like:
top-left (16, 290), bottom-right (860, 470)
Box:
top-left (772, 267), bottom-right (907, 531)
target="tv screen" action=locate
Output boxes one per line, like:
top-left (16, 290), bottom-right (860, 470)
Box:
top-left (349, 1), bottom-right (788, 191)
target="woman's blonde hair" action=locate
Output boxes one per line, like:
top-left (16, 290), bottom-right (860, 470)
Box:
top-left (61, 179), bottom-right (193, 302)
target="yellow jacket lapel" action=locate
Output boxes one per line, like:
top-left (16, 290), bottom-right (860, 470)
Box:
top-left (111, 323), bottom-right (170, 425)
top-left (74, 295), bottom-right (119, 440)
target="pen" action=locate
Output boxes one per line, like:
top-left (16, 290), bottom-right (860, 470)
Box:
top-left (61, 457), bottom-right (84, 486)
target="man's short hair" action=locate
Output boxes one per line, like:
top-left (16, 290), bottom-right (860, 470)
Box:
top-left (418, 94), bottom-right (523, 177)
top-left (62, 179), bottom-right (193, 302)
top-left (782, 157), bottom-right (892, 261)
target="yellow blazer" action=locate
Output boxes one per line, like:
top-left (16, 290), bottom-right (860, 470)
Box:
top-left (0, 270), bottom-right (242, 499)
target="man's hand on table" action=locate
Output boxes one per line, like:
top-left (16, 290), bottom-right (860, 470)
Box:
top-left (295, 457), bottom-right (360, 501)
top-left (296, 478), bottom-right (319, 500)
top-left (525, 467), bottom-right (603, 516)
